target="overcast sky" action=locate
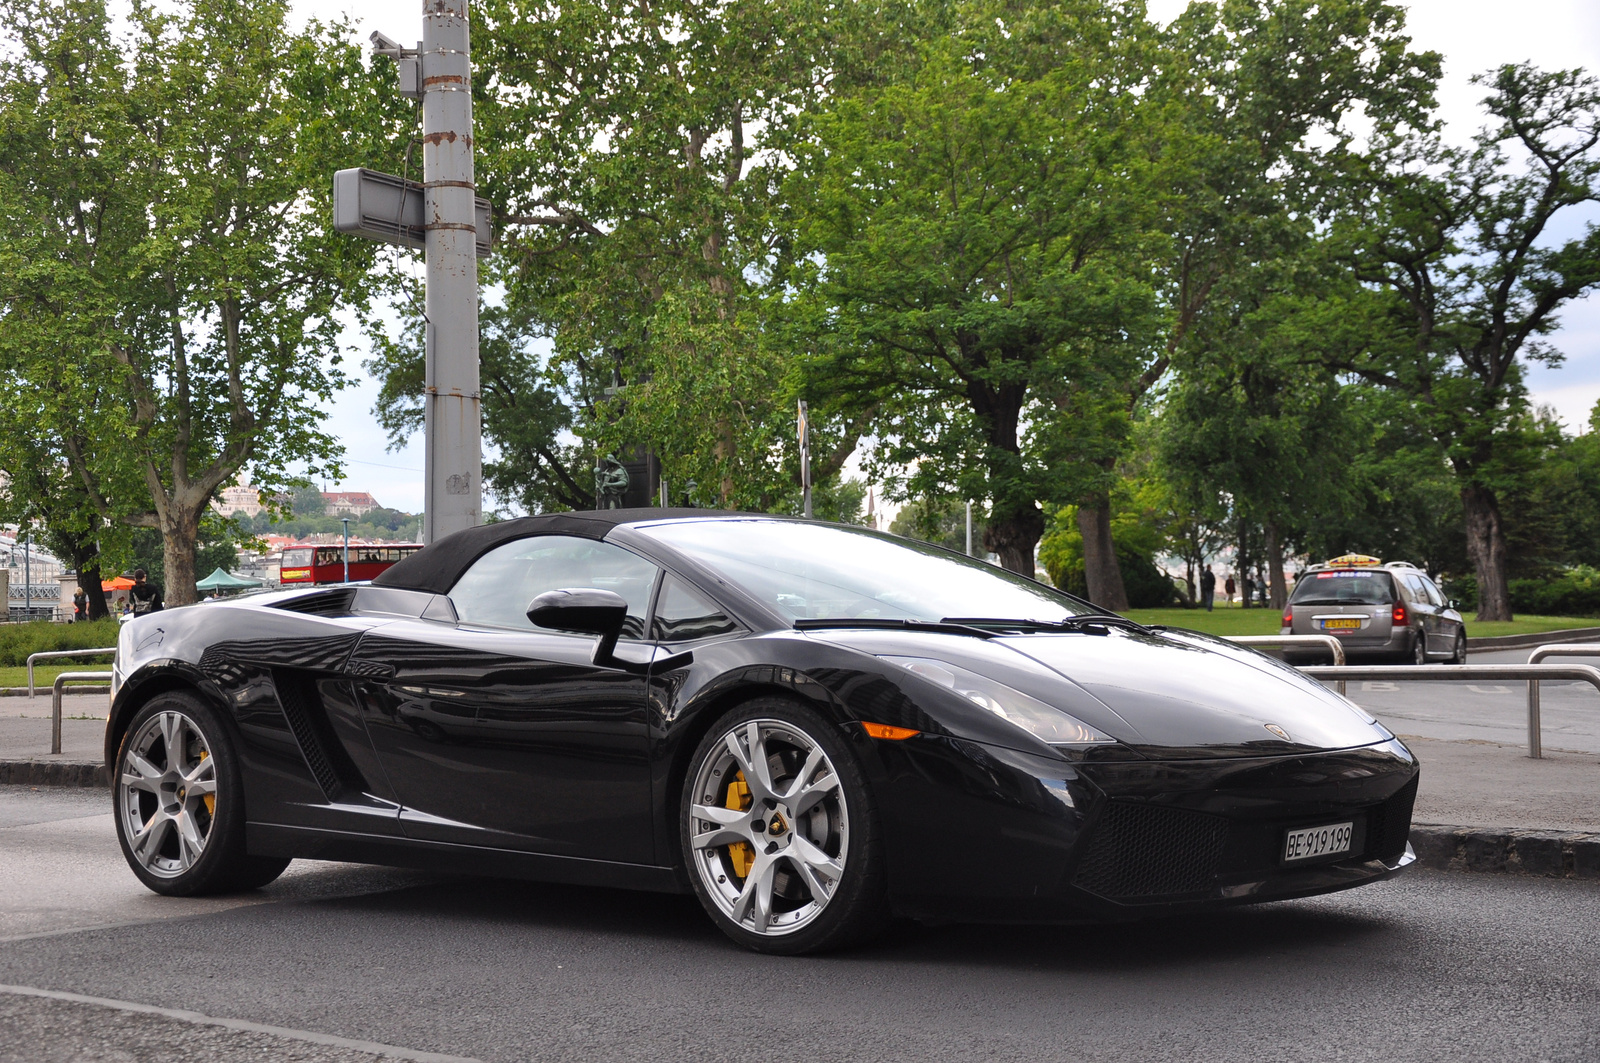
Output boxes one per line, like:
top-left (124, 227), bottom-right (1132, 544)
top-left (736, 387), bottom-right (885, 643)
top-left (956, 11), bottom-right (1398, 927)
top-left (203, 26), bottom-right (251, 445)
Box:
top-left (303, 0), bottom-right (1600, 513)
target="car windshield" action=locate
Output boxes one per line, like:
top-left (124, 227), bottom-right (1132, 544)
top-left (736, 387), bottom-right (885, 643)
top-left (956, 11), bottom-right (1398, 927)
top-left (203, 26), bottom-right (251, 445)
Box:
top-left (634, 519), bottom-right (1093, 623)
top-left (1290, 571), bottom-right (1395, 606)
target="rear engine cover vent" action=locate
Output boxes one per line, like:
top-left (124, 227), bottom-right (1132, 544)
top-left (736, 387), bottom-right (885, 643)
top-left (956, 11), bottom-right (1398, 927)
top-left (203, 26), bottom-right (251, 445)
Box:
top-left (274, 588), bottom-right (357, 617)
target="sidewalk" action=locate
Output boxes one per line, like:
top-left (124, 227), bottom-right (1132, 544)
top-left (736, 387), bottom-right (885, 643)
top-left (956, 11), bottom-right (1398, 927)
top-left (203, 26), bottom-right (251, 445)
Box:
top-left (0, 694), bottom-right (111, 786)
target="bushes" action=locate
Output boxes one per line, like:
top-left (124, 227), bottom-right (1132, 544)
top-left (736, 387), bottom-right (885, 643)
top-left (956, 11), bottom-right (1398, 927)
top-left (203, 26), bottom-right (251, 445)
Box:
top-left (0, 618), bottom-right (119, 667)
top-left (1048, 543), bottom-right (1178, 609)
top-left (1450, 567), bottom-right (1600, 617)
top-left (1509, 566), bottom-right (1600, 617)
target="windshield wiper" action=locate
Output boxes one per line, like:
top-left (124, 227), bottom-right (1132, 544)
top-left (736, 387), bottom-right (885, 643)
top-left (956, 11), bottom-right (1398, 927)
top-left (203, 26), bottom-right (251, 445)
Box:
top-left (941, 614), bottom-right (1151, 635)
top-left (793, 617), bottom-right (1001, 639)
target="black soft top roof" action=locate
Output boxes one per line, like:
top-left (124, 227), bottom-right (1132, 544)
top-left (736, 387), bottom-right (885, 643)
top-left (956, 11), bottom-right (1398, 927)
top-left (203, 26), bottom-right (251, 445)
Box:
top-left (371, 508), bottom-right (766, 595)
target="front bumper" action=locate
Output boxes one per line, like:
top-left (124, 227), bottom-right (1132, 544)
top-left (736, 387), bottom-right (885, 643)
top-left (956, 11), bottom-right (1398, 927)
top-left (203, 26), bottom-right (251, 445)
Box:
top-left (871, 734), bottom-right (1419, 923)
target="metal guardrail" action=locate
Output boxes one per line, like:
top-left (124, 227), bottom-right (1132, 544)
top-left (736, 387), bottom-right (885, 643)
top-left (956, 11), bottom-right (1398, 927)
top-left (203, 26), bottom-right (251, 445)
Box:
top-left (27, 647), bottom-right (115, 698)
top-left (1524, 644), bottom-right (1600, 759)
top-left (1227, 635), bottom-right (1348, 695)
top-left (1300, 663), bottom-right (1600, 760)
top-left (51, 670), bottom-right (112, 755)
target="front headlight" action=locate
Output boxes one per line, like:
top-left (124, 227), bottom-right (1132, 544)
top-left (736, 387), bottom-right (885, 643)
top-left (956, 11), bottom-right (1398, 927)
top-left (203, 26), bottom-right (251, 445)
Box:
top-left (881, 656), bottom-right (1115, 746)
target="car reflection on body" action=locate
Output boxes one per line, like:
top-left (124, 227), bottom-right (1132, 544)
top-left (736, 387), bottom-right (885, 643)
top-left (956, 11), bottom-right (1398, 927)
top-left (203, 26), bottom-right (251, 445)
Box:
top-left (107, 511), bottom-right (1417, 954)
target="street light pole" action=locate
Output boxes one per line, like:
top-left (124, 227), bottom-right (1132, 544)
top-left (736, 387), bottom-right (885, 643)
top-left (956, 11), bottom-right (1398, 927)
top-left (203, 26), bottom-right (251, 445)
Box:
top-left (340, 518), bottom-right (352, 584)
top-left (420, 0), bottom-right (481, 545)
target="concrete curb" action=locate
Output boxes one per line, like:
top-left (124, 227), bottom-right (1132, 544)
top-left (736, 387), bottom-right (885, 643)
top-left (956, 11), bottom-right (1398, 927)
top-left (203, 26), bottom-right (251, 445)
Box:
top-left (0, 760), bottom-right (107, 787)
top-left (1464, 627), bottom-right (1600, 651)
top-left (1411, 823), bottom-right (1600, 878)
top-left (0, 686), bottom-right (109, 698)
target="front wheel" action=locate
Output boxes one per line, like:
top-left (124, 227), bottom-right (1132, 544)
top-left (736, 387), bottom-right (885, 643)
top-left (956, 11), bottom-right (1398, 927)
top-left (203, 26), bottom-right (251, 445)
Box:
top-left (680, 700), bottom-right (886, 954)
top-left (114, 691), bottom-right (289, 896)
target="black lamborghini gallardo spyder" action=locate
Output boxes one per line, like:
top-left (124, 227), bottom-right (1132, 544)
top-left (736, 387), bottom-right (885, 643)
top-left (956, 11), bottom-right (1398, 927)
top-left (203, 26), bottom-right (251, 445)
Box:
top-left (108, 511), bottom-right (1417, 953)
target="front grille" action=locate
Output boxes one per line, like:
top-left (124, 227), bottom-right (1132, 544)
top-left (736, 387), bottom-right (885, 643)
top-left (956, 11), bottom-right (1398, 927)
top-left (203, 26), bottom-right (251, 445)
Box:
top-left (1364, 776), bottom-right (1419, 863)
top-left (1073, 801), bottom-right (1230, 900)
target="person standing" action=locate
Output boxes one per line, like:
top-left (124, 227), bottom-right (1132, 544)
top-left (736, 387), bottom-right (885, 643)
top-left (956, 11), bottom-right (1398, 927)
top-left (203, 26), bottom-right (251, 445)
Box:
top-left (71, 586), bottom-right (87, 623)
top-left (1224, 573), bottom-right (1236, 605)
top-left (128, 569), bottom-right (164, 616)
top-left (1201, 564), bottom-right (1217, 612)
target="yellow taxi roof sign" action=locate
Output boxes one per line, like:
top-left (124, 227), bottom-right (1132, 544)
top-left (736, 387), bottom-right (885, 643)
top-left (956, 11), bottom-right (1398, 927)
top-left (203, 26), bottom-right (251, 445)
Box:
top-left (1325, 553), bottom-right (1382, 567)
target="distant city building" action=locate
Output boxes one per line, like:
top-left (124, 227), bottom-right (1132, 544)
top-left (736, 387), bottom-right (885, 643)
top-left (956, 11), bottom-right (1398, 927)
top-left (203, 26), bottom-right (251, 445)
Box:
top-left (214, 485), bottom-right (266, 518)
top-left (212, 487), bottom-right (384, 520)
top-left (321, 491), bottom-right (381, 518)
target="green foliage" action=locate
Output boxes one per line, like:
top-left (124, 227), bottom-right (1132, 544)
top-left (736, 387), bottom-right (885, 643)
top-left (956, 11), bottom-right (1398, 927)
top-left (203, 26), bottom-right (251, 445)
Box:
top-left (1508, 567), bottom-right (1600, 618)
top-left (1039, 504), bottom-right (1177, 608)
top-left (0, 618), bottom-right (119, 667)
top-left (890, 498), bottom-right (985, 555)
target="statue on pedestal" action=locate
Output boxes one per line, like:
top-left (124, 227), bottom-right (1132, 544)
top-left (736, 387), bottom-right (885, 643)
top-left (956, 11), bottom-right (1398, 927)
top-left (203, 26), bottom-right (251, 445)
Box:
top-left (595, 454), bottom-right (630, 509)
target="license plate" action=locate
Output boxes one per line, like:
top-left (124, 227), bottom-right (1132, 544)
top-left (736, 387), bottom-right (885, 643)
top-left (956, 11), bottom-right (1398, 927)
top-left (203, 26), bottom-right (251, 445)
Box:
top-left (1320, 618), bottom-right (1361, 630)
top-left (1283, 821), bottom-right (1353, 863)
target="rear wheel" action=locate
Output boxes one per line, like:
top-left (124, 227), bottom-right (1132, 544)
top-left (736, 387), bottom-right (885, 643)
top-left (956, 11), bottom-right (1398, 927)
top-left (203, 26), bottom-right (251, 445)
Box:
top-left (1408, 630), bottom-right (1428, 666)
top-left (1451, 628), bottom-right (1468, 664)
top-left (680, 699), bottom-right (886, 954)
top-left (113, 691), bottom-right (289, 896)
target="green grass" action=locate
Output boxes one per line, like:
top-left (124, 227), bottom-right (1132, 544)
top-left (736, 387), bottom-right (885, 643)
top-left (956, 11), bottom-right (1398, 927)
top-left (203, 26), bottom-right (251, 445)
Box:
top-left (0, 659), bottom-right (113, 691)
top-left (1122, 607), bottom-right (1600, 639)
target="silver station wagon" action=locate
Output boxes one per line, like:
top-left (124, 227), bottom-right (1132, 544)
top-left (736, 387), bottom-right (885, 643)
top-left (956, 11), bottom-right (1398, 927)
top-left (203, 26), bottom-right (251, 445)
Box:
top-left (1282, 556), bottom-right (1467, 665)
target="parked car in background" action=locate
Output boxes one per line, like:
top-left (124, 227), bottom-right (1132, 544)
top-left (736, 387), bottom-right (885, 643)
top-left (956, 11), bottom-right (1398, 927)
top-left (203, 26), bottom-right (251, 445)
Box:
top-left (1283, 554), bottom-right (1466, 664)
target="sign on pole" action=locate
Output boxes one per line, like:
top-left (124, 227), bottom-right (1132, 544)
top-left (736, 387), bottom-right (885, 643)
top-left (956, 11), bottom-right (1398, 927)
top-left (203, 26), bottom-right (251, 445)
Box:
top-left (333, 167), bottom-right (493, 257)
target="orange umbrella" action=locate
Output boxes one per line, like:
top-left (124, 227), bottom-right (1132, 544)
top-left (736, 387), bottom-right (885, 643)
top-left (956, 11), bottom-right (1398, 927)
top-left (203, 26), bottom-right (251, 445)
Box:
top-left (102, 577), bottom-right (135, 591)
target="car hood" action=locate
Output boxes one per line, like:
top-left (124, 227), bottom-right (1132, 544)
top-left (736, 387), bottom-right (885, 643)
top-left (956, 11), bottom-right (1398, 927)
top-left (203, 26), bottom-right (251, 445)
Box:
top-left (996, 627), bottom-right (1387, 759)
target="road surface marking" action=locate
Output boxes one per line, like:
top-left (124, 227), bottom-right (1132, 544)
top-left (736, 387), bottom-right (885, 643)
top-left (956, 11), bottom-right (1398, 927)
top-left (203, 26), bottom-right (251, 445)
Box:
top-left (0, 983), bottom-right (483, 1062)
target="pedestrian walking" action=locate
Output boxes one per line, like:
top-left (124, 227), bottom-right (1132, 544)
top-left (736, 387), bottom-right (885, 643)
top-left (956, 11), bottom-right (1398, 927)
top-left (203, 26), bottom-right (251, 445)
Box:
top-left (1201, 564), bottom-right (1216, 612)
top-left (71, 586), bottom-right (87, 622)
top-left (1224, 574), bottom-right (1236, 605)
top-left (128, 569), bottom-right (164, 616)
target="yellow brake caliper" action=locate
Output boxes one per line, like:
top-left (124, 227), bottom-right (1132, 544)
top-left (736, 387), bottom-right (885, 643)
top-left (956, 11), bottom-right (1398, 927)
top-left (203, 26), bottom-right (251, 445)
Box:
top-left (199, 750), bottom-right (214, 816)
top-left (726, 771), bottom-right (754, 879)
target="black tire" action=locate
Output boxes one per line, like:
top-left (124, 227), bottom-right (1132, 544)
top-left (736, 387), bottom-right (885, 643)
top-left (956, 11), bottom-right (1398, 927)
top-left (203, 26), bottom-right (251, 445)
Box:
top-left (113, 690), bottom-right (290, 896)
top-left (1451, 628), bottom-right (1468, 665)
top-left (1405, 630), bottom-right (1428, 666)
top-left (680, 698), bottom-right (887, 955)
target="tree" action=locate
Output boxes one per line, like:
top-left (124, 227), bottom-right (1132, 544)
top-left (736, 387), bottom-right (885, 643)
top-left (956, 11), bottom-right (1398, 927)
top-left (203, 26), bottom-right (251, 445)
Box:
top-left (1070, 0), bottom-right (1440, 608)
top-left (0, 0), bottom-right (406, 604)
top-left (781, 0), bottom-right (1162, 573)
top-left (460, 0), bottom-right (887, 511)
top-left (1328, 64), bottom-right (1600, 620)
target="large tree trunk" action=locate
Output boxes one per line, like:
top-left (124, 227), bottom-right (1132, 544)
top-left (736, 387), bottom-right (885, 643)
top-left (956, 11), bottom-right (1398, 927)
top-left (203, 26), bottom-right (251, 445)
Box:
top-left (1264, 521), bottom-right (1288, 611)
top-left (161, 510), bottom-right (201, 607)
top-left (1462, 482), bottom-right (1512, 622)
top-left (1077, 501), bottom-right (1130, 611)
top-left (69, 538), bottom-right (111, 621)
top-left (984, 503), bottom-right (1044, 577)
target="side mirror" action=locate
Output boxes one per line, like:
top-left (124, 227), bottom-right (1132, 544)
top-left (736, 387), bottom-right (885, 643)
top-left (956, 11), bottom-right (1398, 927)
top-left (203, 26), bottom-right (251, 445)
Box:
top-left (1448, 599), bottom-right (1460, 610)
top-left (527, 588), bottom-right (629, 667)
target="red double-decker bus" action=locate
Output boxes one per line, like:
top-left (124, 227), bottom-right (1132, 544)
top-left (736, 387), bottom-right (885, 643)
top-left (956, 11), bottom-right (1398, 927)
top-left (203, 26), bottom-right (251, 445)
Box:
top-left (278, 544), bottom-right (422, 585)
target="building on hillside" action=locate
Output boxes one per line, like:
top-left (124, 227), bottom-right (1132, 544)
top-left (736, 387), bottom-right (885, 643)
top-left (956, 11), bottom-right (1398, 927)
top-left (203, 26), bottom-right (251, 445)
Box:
top-left (322, 491), bottom-right (381, 518)
top-left (214, 485), bottom-right (265, 518)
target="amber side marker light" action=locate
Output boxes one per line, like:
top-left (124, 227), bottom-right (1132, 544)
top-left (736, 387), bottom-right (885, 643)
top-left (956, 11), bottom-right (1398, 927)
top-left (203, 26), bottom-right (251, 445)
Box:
top-left (861, 722), bottom-right (920, 740)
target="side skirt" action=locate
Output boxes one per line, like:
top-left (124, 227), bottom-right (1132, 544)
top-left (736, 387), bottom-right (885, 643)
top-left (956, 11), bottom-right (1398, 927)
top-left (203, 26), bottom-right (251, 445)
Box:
top-left (246, 823), bottom-right (685, 895)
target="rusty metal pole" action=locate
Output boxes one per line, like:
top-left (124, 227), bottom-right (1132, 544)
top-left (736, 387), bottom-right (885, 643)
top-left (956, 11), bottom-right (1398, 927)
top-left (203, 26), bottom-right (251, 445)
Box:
top-left (421, 0), bottom-right (481, 543)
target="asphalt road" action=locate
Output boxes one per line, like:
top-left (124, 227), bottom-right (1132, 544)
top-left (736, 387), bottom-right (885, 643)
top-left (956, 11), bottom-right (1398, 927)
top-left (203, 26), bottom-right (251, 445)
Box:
top-left (2, 787), bottom-right (1598, 1062)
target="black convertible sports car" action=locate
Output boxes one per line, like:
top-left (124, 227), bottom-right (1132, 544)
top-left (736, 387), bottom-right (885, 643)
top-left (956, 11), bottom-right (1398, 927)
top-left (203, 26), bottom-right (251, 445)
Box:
top-left (108, 510), bottom-right (1417, 953)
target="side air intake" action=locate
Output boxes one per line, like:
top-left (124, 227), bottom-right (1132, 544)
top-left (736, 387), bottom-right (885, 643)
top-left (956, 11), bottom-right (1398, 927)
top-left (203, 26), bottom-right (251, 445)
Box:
top-left (271, 670), bottom-right (368, 801)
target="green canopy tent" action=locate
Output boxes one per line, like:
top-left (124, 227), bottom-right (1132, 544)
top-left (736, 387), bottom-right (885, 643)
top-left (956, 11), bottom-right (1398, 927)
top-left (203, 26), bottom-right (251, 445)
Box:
top-left (195, 567), bottom-right (263, 594)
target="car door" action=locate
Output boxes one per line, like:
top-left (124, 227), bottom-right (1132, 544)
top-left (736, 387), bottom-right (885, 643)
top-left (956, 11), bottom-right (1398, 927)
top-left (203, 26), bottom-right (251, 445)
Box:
top-left (346, 534), bottom-right (661, 863)
top-left (1419, 575), bottom-right (1459, 650)
top-left (1401, 573), bottom-right (1441, 653)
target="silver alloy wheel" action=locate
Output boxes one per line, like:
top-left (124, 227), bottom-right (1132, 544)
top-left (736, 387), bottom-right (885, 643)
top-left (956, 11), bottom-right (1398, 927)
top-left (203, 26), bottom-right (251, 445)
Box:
top-left (688, 718), bottom-right (848, 937)
top-left (117, 710), bottom-right (217, 878)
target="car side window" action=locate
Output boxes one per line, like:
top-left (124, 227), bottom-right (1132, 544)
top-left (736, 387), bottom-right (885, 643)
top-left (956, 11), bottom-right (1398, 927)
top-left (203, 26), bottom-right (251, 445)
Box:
top-left (449, 535), bottom-right (658, 638)
top-left (651, 574), bottom-right (740, 642)
top-left (1420, 577), bottom-right (1447, 607)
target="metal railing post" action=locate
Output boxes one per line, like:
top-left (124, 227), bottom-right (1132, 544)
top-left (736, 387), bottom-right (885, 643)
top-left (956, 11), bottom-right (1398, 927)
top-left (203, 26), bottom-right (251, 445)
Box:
top-left (51, 670), bottom-right (112, 755)
top-left (1226, 635), bottom-right (1348, 695)
top-left (1298, 663), bottom-right (1600, 760)
top-left (27, 647), bottom-right (116, 699)
top-left (1521, 644), bottom-right (1600, 760)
